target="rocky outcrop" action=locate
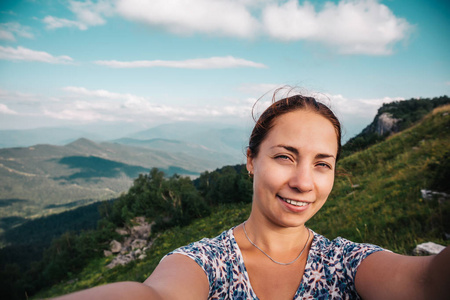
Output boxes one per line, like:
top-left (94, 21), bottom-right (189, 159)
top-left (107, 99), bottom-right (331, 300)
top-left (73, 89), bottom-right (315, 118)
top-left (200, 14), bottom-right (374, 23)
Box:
top-left (413, 242), bottom-right (446, 256)
top-left (376, 112), bottom-right (400, 135)
top-left (105, 217), bottom-right (155, 269)
top-left (421, 189), bottom-right (450, 202)
top-left (360, 112), bottom-right (400, 136)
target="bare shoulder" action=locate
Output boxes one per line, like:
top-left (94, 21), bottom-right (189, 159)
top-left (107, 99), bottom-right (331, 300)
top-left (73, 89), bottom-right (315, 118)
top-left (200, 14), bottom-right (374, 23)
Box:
top-left (144, 253), bottom-right (209, 300)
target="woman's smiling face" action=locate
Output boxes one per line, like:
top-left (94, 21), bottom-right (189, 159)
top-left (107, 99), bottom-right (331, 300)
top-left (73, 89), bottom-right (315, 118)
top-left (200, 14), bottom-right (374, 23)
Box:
top-left (247, 109), bottom-right (338, 228)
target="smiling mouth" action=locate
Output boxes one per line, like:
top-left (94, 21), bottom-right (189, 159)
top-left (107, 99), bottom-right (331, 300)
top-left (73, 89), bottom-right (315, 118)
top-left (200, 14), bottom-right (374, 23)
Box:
top-left (278, 195), bottom-right (310, 207)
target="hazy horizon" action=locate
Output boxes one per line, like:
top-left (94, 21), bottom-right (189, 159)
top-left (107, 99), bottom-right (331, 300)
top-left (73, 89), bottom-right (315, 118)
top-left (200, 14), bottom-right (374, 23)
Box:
top-left (1, 0), bottom-right (449, 145)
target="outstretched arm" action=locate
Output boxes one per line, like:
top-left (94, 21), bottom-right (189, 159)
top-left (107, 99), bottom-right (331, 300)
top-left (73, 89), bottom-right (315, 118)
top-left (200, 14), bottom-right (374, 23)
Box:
top-left (53, 254), bottom-right (209, 300)
top-left (143, 253), bottom-right (209, 299)
top-left (356, 246), bottom-right (450, 300)
top-left (52, 281), bottom-right (163, 300)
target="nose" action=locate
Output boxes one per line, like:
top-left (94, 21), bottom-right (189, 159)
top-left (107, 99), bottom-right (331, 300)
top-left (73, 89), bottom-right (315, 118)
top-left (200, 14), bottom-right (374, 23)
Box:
top-left (288, 165), bottom-right (314, 193)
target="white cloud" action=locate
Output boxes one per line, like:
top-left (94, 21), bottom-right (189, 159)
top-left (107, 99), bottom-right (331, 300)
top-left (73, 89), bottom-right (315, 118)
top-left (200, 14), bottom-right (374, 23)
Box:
top-left (0, 29), bottom-right (15, 41)
top-left (0, 22), bottom-right (34, 41)
top-left (43, 0), bottom-right (114, 30)
top-left (1, 86), bottom-right (408, 139)
top-left (94, 56), bottom-right (267, 69)
top-left (114, 0), bottom-right (410, 54)
top-left (0, 88), bottom-right (40, 104)
top-left (0, 46), bottom-right (73, 64)
top-left (262, 0), bottom-right (412, 55)
top-left (43, 108), bottom-right (113, 122)
top-left (43, 16), bottom-right (88, 30)
top-left (316, 93), bottom-right (404, 117)
top-left (53, 86), bottom-right (254, 123)
top-left (116, 0), bottom-right (259, 38)
top-left (42, 0), bottom-right (410, 55)
top-left (62, 86), bottom-right (147, 103)
top-left (69, 0), bottom-right (113, 26)
top-left (0, 103), bottom-right (18, 115)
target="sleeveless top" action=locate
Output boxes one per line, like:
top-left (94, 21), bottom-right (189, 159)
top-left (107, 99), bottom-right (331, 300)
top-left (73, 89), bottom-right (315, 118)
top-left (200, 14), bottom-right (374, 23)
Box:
top-left (165, 227), bottom-right (385, 299)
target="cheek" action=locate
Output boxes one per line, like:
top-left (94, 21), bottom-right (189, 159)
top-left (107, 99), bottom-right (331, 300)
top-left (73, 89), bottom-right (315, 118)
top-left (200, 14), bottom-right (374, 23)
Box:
top-left (253, 162), bottom-right (284, 195)
top-left (316, 173), bottom-right (335, 198)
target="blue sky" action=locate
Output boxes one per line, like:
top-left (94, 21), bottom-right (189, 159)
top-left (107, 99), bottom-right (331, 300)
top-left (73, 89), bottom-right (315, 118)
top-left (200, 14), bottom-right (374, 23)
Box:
top-left (0, 0), bottom-right (449, 141)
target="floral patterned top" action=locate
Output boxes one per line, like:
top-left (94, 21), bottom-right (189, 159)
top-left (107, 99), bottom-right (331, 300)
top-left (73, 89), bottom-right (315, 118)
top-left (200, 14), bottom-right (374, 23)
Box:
top-left (165, 227), bottom-right (385, 299)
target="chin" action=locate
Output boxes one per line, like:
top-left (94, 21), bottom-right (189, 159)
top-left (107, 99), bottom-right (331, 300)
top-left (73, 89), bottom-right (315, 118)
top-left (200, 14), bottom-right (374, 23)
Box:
top-left (276, 215), bottom-right (310, 228)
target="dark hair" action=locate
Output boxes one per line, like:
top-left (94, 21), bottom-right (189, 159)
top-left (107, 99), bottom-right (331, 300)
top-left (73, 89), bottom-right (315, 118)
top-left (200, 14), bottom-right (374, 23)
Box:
top-left (248, 93), bottom-right (342, 161)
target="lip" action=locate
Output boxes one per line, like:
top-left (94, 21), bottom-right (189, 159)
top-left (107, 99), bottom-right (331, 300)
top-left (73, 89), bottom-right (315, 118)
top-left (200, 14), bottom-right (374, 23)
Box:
top-left (277, 195), bottom-right (312, 212)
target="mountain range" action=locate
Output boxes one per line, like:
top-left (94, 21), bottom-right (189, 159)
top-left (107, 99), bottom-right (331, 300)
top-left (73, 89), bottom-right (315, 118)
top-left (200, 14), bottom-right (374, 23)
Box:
top-left (0, 123), bottom-right (249, 219)
top-left (1, 96), bottom-right (449, 220)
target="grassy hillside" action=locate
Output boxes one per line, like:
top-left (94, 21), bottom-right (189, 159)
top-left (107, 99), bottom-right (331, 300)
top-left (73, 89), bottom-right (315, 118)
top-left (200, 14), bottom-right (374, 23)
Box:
top-left (0, 136), bottom-right (244, 221)
top-left (342, 95), bottom-right (450, 157)
top-left (35, 105), bottom-right (450, 299)
top-left (311, 104), bottom-right (450, 251)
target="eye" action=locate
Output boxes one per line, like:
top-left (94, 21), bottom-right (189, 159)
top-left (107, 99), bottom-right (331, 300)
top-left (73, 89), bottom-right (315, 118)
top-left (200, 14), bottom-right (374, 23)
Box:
top-left (275, 154), bottom-right (290, 160)
top-left (274, 154), bottom-right (293, 162)
top-left (316, 162), bottom-right (332, 169)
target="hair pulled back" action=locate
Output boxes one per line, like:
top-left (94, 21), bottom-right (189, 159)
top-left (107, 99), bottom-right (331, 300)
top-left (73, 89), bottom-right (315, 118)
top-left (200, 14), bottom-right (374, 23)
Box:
top-left (248, 93), bottom-right (342, 162)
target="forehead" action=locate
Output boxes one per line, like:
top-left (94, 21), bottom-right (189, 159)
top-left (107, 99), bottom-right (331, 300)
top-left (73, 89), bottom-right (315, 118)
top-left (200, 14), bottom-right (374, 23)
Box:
top-left (264, 110), bottom-right (338, 154)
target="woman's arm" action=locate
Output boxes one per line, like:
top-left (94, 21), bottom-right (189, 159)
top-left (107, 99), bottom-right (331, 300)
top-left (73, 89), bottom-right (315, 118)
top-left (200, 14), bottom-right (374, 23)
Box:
top-left (52, 281), bottom-right (163, 300)
top-left (143, 253), bottom-right (210, 299)
top-left (355, 246), bottom-right (450, 300)
top-left (53, 254), bottom-right (209, 300)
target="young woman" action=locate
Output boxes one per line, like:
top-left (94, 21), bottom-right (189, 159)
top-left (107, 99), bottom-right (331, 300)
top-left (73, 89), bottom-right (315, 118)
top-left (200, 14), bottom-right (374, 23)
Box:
top-left (55, 94), bottom-right (449, 300)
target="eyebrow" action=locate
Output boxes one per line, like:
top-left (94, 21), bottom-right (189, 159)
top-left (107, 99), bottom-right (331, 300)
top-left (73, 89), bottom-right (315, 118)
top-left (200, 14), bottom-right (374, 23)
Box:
top-left (272, 144), bottom-right (336, 160)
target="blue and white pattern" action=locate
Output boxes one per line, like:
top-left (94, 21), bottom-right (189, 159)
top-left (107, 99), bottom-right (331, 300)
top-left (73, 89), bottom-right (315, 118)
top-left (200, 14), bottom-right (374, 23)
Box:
top-left (165, 227), bottom-right (385, 299)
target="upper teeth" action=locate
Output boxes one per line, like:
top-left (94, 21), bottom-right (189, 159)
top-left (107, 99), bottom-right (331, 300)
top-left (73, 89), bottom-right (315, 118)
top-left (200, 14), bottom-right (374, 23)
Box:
top-left (282, 197), bottom-right (308, 207)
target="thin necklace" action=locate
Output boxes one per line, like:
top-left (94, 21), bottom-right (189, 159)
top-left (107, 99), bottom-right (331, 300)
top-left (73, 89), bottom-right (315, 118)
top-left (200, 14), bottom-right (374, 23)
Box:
top-left (243, 222), bottom-right (311, 266)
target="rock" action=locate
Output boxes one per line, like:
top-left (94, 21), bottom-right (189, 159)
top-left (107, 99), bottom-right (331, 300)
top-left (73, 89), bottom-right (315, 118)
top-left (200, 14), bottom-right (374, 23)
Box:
top-left (105, 217), bottom-right (156, 269)
top-left (103, 250), bottom-right (112, 257)
top-left (421, 189), bottom-right (432, 201)
top-left (130, 217), bottom-right (153, 239)
top-left (123, 237), bottom-right (133, 249)
top-left (131, 239), bottom-right (147, 250)
top-left (421, 189), bottom-right (450, 202)
top-left (413, 242), bottom-right (446, 256)
top-left (115, 228), bottom-right (128, 235)
top-left (106, 253), bottom-right (135, 269)
top-left (131, 224), bottom-right (151, 240)
top-left (134, 216), bottom-right (146, 225)
top-left (110, 240), bottom-right (122, 253)
top-left (377, 112), bottom-right (400, 135)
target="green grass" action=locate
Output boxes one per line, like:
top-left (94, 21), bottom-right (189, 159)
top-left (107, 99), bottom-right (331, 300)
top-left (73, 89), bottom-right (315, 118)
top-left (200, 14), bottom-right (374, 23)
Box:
top-left (35, 106), bottom-right (450, 298)
top-left (33, 203), bottom-right (251, 299)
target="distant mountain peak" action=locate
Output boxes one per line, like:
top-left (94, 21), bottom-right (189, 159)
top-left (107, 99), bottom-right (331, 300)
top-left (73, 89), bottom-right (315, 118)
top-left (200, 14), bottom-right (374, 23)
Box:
top-left (66, 137), bottom-right (97, 147)
top-left (65, 138), bottom-right (105, 155)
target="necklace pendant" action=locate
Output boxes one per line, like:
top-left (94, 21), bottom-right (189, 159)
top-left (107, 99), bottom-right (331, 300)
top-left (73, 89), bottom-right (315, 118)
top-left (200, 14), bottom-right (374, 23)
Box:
top-left (242, 222), bottom-right (311, 266)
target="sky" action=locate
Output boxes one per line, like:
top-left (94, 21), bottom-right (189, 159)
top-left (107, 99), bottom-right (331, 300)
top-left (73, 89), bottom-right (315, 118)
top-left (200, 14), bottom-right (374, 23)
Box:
top-left (0, 0), bottom-right (449, 142)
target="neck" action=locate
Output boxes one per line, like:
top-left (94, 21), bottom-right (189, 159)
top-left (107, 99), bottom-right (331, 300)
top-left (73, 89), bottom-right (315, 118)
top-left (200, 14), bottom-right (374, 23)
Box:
top-left (244, 215), bottom-right (309, 254)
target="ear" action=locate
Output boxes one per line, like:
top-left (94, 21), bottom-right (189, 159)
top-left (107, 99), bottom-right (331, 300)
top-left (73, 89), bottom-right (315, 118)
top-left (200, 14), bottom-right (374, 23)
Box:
top-left (246, 148), bottom-right (254, 174)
